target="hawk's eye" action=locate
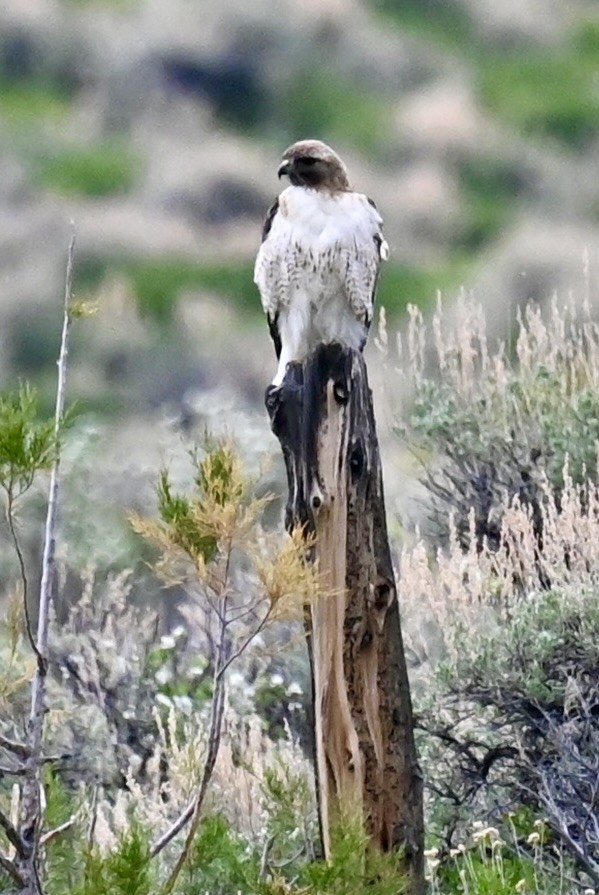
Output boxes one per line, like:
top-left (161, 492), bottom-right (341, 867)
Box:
top-left (301, 157), bottom-right (317, 166)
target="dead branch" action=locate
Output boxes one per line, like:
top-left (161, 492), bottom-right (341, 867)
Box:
top-left (0, 736), bottom-right (29, 759)
top-left (39, 817), bottom-right (77, 849)
top-left (0, 850), bottom-right (24, 888)
top-left (0, 807), bottom-right (25, 857)
top-left (17, 234), bottom-right (76, 894)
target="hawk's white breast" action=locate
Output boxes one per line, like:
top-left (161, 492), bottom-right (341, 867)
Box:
top-left (254, 186), bottom-right (387, 320)
top-left (254, 185), bottom-right (388, 385)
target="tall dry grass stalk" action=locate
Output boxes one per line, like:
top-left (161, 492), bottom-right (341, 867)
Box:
top-left (400, 461), bottom-right (599, 666)
top-left (390, 293), bottom-right (599, 658)
top-left (398, 292), bottom-right (599, 403)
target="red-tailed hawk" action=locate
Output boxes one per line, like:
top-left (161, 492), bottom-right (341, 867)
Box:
top-left (254, 139), bottom-right (389, 387)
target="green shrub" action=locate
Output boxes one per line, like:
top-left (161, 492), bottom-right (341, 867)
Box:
top-left (127, 258), bottom-right (257, 321)
top-left (281, 68), bottom-right (388, 155)
top-left (400, 300), bottom-right (599, 548)
top-left (454, 158), bottom-right (519, 251)
top-left (176, 815), bottom-right (263, 895)
top-left (433, 819), bottom-right (560, 895)
top-left (0, 79), bottom-right (71, 126)
top-left (479, 51), bottom-right (599, 149)
top-left (369, 2), bottom-right (599, 149)
top-left (38, 144), bottom-right (138, 197)
top-left (369, 0), bottom-right (472, 49)
top-left (68, 825), bottom-right (154, 895)
top-left (378, 259), bottom-right (472, 317)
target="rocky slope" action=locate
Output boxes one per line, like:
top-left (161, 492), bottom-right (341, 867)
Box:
top-left (0, 0), bottom-right (598, 541)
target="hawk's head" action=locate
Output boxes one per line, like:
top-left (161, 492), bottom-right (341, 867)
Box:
top-left (277, 140), bottom-right (350, 191)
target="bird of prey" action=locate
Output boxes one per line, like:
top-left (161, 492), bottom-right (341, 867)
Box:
top-left (254, 139), bottom-right (389, 387)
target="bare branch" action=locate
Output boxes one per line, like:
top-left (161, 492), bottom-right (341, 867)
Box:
top-left (0, 735), bottom-right (29, 759)
top-left (215, 608), bottom-right (272, 682)
top-left (259, 835), bottom-right (274, 880)
top-left (0, 754), bottom-right (65, 778)
top-left (150, 799), bottom-right (194, 860)
top-left (39, 816), bottom-right (76, 848)
top-left (18, 234), bottom-right (76, 893)
top-left (5, 491), bottom-right (40, 665)
top-left (0, 764), bottom-right (24, 777)
top-left (0, 806), bottom-right (25, 857)
top-left (153, 546), bottom-right (233, 889)
top-left (158, 675), bottom-right (226, 893)
top-left (0, 849), bottom-right (24, 887)
top-left (86, 786), bottom-right (99, 851)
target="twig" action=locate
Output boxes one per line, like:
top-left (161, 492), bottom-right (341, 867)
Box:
top-left (259, 835), bottom-right (274, 879)
top-left (151, 624), bottom-right (228, 866)
top-left (158, 673), bottom-right (226, 893)
top-left (86, 786), bottom-right (99, 851)
top-left (0, 754), bottom-right (65, 778)
top-left (0, 849), bottom-right (24, 887)
top-left (215, 608), bottom-right (271, 682)
top-left (8, 785), bottom-right (19, 861)
top-left (18, 234), bottom-right (76, 893)
top-left (39, 816), bottom-right (76, 848)
top-left (153, 544), bottom-right (233, 890)
top-left (150, 800), bottom-right (194, 860)
top-left (0, 806), bottom-right (25, 857)
top-left (0, 734), bottom-right (30, 758)
top-left (0, 764), bottom-right (24, 777)
top-left (5, 491), bottom-right (41, 666)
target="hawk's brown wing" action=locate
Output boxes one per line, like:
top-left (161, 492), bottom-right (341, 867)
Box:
top-left (260, 198), bottom-right (282, 359)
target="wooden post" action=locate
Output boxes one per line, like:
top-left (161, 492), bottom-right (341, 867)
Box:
top-left (266, 343), bottom-right (425, 894)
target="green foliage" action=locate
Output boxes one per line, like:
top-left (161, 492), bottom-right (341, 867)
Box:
top-left (177, 815), bottom-right (263, 895)
top-left (262, 761), bottom-right (316, 865)
top-left (370, 0), bottom-right (472, 49)
top-left (0, 383), bottom-right (59, 497)
top-left (281, 68), bottom-right (388, 155)
top-left (157, 469), bottom-right (217, 564)
top-left (45, 774), bottom-right (86, 894)
top-left (147, 633), bottom-right (213, 704)
top-left (404, 304), bottom-right (599, 547)
top-left (300, 819), bottom-right (406, 895)
top-left (194, 440), bottom-right (245, 507)
top-left (370, 2), bottom-right (599, 149)
top-left (412, 360), bottom-right (599, 490)
top-left (69, 825), bottom-right (154, 895)
top-left (127, 258), bottom-right (257, 321)
top-left (379, 260), bottom-right (471, 315)
top-left (38, 143), bottom-right (138, 197)
top-left (177, 812), bottom-right (406, 895)
top-left (479, 48), bottom-right (599, 149)
top-left (153, 442), bottom-right (250, 566)
top-left (450, 586), bottom-right (599, 704)
top-left (0, 78), bottom-right (71, 126)
top-left (455, 159), bottom-right (518, 251)
top-left (438, 839), bottom-right (538, 895)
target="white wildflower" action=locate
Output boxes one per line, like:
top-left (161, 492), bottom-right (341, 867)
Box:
top-left (160, 634), bottom-right (176, 649)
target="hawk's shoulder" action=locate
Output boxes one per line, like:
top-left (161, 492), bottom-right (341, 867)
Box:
top-left (366, 195), bottom-right (389, 261)
top-left (257, 197), bottom-right (283, 359)
top-left (261, 198), bottom-right (280, 243)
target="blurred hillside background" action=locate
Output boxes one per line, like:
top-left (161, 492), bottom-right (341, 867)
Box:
top-left (1, 0), bottom-right (599, 573)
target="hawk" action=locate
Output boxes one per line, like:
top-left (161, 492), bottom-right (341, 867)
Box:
top-left (254, 139), bottom-right (389, 387)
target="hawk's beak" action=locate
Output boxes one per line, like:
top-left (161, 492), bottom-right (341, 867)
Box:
top-left (277, 160), bottom-right (290, 179)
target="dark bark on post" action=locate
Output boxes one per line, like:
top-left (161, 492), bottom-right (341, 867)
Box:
top-left (265, 343), bottom-right (425, 895)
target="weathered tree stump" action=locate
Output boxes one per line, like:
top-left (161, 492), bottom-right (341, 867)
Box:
top-left (266, 343), bottom-right (425, 894)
